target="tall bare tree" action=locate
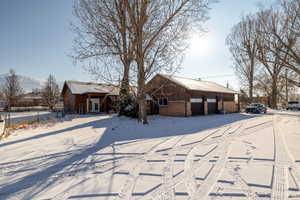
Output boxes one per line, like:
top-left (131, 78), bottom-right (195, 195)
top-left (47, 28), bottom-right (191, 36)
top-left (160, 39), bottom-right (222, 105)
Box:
top-left (231, 0), bottom-right (300, 108)
top-left (125, 0), bottom-right (212, 123)
top-left (272, 0), bottom-right (300, 75)
top-left (255, 9), bottom-right (287, 109)
top-left (72, 0), bottom-right (134, 113)
top-left (1, 69), bottom-right (23, 110)
top-left (255, 0), bottom-right (300, 82)
top-left (42, 74), bottom-right (60, 111)
top-left (226, 14), bottom-right (258, 103)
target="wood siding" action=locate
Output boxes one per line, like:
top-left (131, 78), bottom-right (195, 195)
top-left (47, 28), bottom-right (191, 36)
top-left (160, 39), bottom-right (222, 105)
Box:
top-left (147, 75), bottom-right (190, 101)
top-left (63, 87), bottom-right (76, 113)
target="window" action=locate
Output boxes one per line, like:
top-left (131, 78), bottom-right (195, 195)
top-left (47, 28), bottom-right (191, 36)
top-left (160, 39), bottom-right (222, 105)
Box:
top-left (288, 101), bottom-right (299, 104)
top-left (159, 97), bottom-right (168, 106)
top-left (190, 98), bottom-right (203, 103)
top-left (207, 98), bottom-right (216, 103)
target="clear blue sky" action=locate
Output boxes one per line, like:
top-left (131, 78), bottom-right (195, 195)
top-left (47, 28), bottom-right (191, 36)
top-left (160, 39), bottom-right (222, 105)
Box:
top-left (0, 0), bottom-right (275, 89)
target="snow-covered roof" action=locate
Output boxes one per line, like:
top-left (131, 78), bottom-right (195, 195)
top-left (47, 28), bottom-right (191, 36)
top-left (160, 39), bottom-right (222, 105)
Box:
top-left (64, 81), bottom-right (119, 95)
top-left (159, 74), bottom-right (238, 94)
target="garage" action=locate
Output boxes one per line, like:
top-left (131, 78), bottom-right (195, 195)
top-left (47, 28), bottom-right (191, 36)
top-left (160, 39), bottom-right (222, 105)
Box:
top-left (207, 98), bottom-right (217, 114)
top-left (146, 74), bottom-right (239, 116)
top-left (191, 98), bottom-right (204, 115)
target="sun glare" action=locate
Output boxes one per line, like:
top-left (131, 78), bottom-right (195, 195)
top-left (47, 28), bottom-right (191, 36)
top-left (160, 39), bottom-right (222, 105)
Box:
top-left (188, 33), bottom-right (214, 56)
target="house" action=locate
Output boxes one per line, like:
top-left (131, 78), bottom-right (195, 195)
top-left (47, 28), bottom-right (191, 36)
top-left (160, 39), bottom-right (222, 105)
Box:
top-left (61, 81), bottom-right (119, 114)
top-left (18, 92), bottom-right (45, 107)
top-left (146, 74), bottom-right (239, 116)
top-left (0, 99), bottom-right (6, 111)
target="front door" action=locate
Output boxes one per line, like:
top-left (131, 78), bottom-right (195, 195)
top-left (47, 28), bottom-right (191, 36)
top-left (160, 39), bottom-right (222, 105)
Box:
top-left (87, 98), bottom-right (100, 113)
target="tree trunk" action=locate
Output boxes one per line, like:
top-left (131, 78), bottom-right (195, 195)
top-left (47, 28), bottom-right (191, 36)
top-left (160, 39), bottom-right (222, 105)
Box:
top-left (271, 77), bottom-right (278, 109)
top-left (285, 69), bottom-right (288, 107)
top-left (134, 10), bottom-right (148, 124)
top-left (120, 61), bottom-right (130, 95)
top-left (119, 61), bottom-right (130, 114)
top-left (136, 59), bottom-right (148, 124)
top-left (249, 81), bottom-right (253, 103)
top-left (248, 57), bottom-right (255, 103)
top-left (118, 58), bottom-right (134, 116)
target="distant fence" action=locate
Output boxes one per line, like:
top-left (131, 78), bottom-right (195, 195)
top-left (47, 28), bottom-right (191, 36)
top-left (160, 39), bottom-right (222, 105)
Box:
top-left (0, 114), bottom-right (8, 140)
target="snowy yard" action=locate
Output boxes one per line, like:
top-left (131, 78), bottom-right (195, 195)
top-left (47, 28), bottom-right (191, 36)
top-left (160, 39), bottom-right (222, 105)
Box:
top-left (0, 111), bottom-right (300, 200)
top-left (0, 111), bottom-right (54, 124)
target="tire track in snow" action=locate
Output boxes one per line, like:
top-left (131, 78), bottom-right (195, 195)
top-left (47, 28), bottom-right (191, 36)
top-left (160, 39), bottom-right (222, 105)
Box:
top-left (151, 124), bottom-right (243, 200)
top-left (183, 125), bottom-right (237, 198)
top-left (274, 115), bottom-right (300, 200)
top-left (227, 165), bottom-right (260, 200)
top-left (145, 126), bottom-right (231, 200)
top-left (114, 136), bottom-right (182, 200)
top-left (191, 141), bottom-right (231, 200)
top-left (145, 135), bottom-right (187, 200)
top-left (271, 116), bottom-right (289, 200)
top-left (190, 122), bottom-right (250, 200)
top-left (108, 116), bottom-right (276, 200)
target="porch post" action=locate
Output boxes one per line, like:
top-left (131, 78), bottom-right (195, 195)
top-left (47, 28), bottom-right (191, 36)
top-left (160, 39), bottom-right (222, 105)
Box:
top-left (87, 94), bottom-right (90, 113)
top-left (204, 97), bottom-right (208, 115)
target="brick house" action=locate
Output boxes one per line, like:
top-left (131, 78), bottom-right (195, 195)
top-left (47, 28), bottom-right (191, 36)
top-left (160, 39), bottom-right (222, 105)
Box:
top-left (146, 74), bottom-right (239, 116)
top-left (61, 81), bottom-right (119, 114)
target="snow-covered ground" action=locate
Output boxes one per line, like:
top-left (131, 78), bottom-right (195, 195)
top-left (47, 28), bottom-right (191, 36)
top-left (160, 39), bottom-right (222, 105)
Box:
top-left (0, 111), bottom-right (299, 200)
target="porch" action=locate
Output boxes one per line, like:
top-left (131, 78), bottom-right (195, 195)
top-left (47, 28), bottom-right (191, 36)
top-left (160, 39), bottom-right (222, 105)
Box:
top-left (75, 93), bottom-right (117, 114)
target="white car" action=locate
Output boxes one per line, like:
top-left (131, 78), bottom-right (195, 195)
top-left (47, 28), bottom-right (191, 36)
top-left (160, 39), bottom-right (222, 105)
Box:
top-left (287, 100), bottom-right (300, 110)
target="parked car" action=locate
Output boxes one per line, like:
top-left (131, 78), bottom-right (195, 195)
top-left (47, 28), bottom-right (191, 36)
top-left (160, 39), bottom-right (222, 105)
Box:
top-left (287, 100), bottom-right (300, 110)
top-left (245, 103), bottom-right (267, 114)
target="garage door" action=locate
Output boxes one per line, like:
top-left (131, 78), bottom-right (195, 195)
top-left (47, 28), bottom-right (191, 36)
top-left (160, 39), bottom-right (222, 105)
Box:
top-left (207, 98), bottom-right (217, 114)
top-left (191, 98), bottom-right (204, 115)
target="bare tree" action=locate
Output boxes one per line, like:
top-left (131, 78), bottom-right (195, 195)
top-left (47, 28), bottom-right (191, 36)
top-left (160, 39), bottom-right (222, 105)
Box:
top-left (253, 70), bottom-right (272, 103)
top-left (125, 0), bottom-right (212, 123)
top-left (226, 14), bottom-right (258, 103)
top-left (1, 69), bottom-right (23, 110)
top-left (72, 0), bottom-right (135, 113)
top-left (256, 0), bottom-right (300, 81)
top-left (255, 9), bottom-right (288, 109)
top-left (254, 68), bottom-right (297, 107)
top-left (42, 74), bottom-right (60, 111)
top-left (272, 0), bottom-right (300, 75)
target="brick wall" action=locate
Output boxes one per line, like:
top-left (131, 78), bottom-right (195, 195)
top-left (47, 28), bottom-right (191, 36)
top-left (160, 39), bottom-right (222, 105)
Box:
top-left (218, 101), bottom-right (223, 111)
top-left (224, 101), bottom-right (238, 113)
top-left (159, 101), bottom-right (189, 116)
top-left (204, 101), bottom-right (208, 115)
top-left (186, 102), bottom-right (192, 116)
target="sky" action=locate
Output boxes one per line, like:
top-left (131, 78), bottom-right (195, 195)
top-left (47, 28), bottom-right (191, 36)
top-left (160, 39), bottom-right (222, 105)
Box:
top-left (0, 0), bottom-right (275, 90)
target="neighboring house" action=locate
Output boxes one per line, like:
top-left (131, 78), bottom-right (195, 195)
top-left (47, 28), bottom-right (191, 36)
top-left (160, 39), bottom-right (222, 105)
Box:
top-left (0, 99), bottom-right (6, 111)
top-left (146, 74), bottom-right (239, 116)
top-left (61, 81), bottom-right (119, 114)
top-left (17, 92), bottom-right (45, 107)
top-left (0, 92), bottom-right (45, 111)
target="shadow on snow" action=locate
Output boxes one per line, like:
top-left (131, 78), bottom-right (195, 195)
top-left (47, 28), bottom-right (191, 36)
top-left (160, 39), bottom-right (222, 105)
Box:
top-left (0, 113), bottom-right (260, 199)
